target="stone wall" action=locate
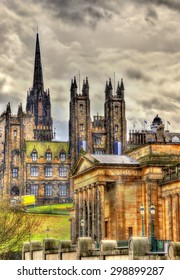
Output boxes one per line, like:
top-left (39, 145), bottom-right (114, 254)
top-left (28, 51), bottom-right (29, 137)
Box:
top-left (22, 237), bottom-right (180, 260)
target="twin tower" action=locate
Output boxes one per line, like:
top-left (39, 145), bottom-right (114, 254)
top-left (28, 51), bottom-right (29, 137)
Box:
top-left (26, 33), bottom-right (126, 166)
top-left (69, 76), bottom-right (126, 166)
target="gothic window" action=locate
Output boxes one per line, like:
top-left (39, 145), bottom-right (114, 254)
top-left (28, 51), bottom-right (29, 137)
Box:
top-left (44, 166), bottom-right (53, 177)
top-left (14, 130), bottom-right (17, 140)
top-left (10, 186), bottom-right (19, 196)
top-left (60, 152), bottom-right (66, 162)
top-left (30, 166), bottom-right (39, 177)
top-left (12, 168), bottom-right (18, 178)
top-left (115, 125), bottom-right (118, 132)
top-left (59, 167), bottom-right (67, 177)
top-left (44, 185), bottom-right (53, 196)
top-left (32, 151), bottom-right (38, 161)
top-left (115, 106), bottom-right (118, 114)
top-left (30, 185), bottom-right (39, 196)
top-left (95, 138), bottom-right (101, 145)
top-left (80, 124), bottom-right (84, 131)
top-left (94, 150), bottom-right (104, 154)
top-left (46, 152), bottom-right (52, 161)
top-left (80, 104), bottom-right (84, 113)
top-left (59, 185), bottom-right (67, 196)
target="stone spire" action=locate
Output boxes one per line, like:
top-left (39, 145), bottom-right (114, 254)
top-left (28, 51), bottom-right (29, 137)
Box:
top-left (116, 78), bottom-right (125, 98)
top-left (33, 33), bottom-right (44, 92)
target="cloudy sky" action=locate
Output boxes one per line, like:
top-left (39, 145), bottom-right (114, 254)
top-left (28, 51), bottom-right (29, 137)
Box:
top-left (1, 0), bottom-right (180, 140)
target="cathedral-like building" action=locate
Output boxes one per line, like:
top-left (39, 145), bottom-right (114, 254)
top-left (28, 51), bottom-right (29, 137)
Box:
top-left (26, 33), bottom-right (53, 141)
top-left (1, 33), bottom-right (180, 246)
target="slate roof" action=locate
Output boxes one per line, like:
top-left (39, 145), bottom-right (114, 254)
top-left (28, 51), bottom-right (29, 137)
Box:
top-left (88, 154), bottom-right (139, 165)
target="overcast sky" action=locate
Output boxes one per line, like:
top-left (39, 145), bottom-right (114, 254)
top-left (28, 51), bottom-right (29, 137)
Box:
top-left (1, 0), bottom-right (180, 140)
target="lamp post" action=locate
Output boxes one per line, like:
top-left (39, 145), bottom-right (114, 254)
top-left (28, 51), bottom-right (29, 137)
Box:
top-left (140, 204), bottom-right (145, 236)
top-left (80, 219), bottom-right (85, 237)
top-left (150, 203), bottom-right (156, 252)
top-left (46, 226), bottom-right (50, 238)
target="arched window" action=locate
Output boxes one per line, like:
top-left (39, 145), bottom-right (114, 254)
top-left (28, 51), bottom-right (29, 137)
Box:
top-left (10, 186), bottom-right (19, 196)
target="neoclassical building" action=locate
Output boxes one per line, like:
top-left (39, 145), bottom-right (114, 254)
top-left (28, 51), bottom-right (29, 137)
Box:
top-left (70, 143), bottom-right (180, 243)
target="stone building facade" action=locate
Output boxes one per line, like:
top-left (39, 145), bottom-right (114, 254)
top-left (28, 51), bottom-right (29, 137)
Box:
top-left (26, 33), bottom-right (53, 141)
top-left (0, 103), bottom-right (71, 203)
top-left (25, 141), bottom-right (70, 204)
top-left (0, 103), bottom-right (34, 198)
top-left (70, 143), bottom-right (180, 244)
top-left (69, 77), bottom-right (126, 167)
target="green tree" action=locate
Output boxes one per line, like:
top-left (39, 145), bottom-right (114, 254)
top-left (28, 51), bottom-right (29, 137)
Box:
top-left (0, 200), bottom-right (41, 259)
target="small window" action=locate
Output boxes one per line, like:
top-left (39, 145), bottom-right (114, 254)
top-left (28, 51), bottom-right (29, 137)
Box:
top-left (60, 152), bottom-right (66, 162)
top-left (30, 185), bottom-right (39, 196)
top-left (32, 151), bottom-right (38, 161)
top-left (44, 185), bottom-right (53, 196)
top-left (80, 104), bottom-right (83, 113)
top-left (80, 124), bottom-right (84, 131)
top-left (12, 168), bottom-right (18, 178)
top-left (46, 152), bottom-right (52, 161)
top-left (115, 106), bottom-right (118, 114)
top-left (95, 138), bottom-right (101, 145)
top-left (59, 185), bottom-right (67, 197)
top-left (44, 166), bottom-right (53, 177)
top-left (14, 130), bottom-right (17, 140)
top-left (94, 150), bottom-right (103, 155)
top-left (115, 125), bottom-right (118, 132)
top-left (30, 166), bottom-right (39, 177)
top-left (59, 167), bottom-right (67, 177)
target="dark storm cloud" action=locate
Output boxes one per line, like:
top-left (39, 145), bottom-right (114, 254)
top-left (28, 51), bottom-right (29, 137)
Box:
top-left (133, 0), bottom-right (180, 11)
top-left (126, 68), bottom-right (151, 82)
top-left (139, 97), bottom-right (180, 112)
top-left (145, 6), bottom-right (158, 25)
top-left (33, 0), bottom-right (116, 28)
top-left (0, 92), bottom-right (22, 104)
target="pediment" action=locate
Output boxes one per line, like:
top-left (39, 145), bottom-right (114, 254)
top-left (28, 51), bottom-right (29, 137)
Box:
top-left (73, 155), bottom-right (95, 175)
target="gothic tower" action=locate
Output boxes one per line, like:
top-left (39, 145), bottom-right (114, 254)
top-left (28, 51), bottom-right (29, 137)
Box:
top-left (69, 76), bottom-right (91, 167)
top-left (104, 78), bottom-right (126, 154)
top-left (26, 33), bottom-right (53, 141)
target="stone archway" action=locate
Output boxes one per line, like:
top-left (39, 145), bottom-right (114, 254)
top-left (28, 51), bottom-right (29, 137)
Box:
top-left (10, 186), bottom-right (20, 196)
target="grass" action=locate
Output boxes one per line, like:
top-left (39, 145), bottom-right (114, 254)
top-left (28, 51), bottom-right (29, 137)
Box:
top-left (28, 203), bottom-right (72, 215)
top-left (27, 204), bottom-right (73, 242)
top-left (29, 214), bottom-right (71, 241)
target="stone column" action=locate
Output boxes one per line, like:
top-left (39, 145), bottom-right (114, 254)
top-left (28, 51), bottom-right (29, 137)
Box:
top-left (172, 195), bottom-right (178, 241)
top-left (87, 186), bottom-right (91, 237)
top-left (179, 195), bottom-right (180, 241)
top-left (79, 189), bottom-right (83, 237)
top-left (168, 196), bottom-right (172, 241)
top-left (98, 183), bottom-right (105, 240)
top-left (91, 185), bottom-right (95, 241)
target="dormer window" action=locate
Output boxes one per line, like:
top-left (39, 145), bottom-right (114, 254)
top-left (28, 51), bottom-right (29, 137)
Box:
top-left (60, 152), bottom-right (66, 162)
top-left (32, 151), bottom-right (38, 161)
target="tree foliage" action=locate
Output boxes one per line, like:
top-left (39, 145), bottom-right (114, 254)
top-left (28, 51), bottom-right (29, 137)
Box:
top-left (0, 200), bottom-right (41, 259)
